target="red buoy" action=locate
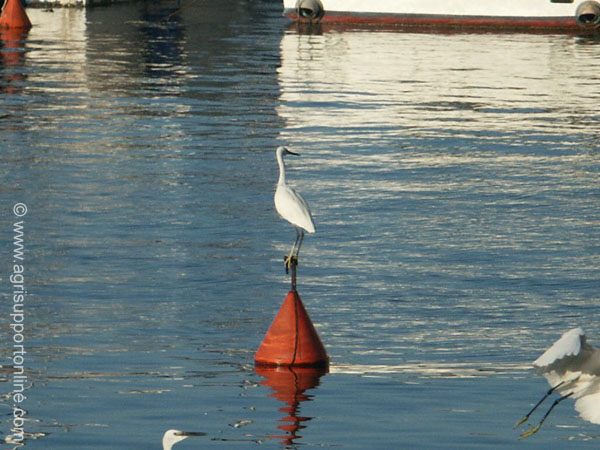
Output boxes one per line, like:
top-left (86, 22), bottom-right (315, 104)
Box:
top-left (0, 0), bottom-right (32, 30)
top-left (255, 290), bottom-right (329, 368)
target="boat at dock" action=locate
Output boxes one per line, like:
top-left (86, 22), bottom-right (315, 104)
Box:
top-left (283, 0), bottom-right (600, 31)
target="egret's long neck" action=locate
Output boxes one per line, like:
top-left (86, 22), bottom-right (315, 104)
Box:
top-left (277, 151), bottom-right (286, 186)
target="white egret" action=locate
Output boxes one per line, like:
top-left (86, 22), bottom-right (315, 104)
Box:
top-left (516, 328), bottom-right (600, 439)
top-left (274, 146), bottom-right (315, 273)
top-left (162, 429), bottom-right (206, 450)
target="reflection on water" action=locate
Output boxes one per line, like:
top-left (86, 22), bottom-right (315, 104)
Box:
top-left (0, 1), bottom-right (599, 448)
top-left (0, 28), bottom-right (28, 95)
top-left (277, 29), bottom-right (599, 366)
top-left (256, 366), bottom-right (327, 446)
top-left (278, 30), bottom-right (600, 136)
top-left (330, 362), bottom-right (530, 378)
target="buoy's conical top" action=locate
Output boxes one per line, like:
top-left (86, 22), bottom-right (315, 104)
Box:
top-left (0, 0), bottom-right (32, 30)
top-left (255, 290), bottom-right (329, 367)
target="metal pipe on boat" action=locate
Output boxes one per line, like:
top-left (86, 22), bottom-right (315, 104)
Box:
top-left (576, 1), bottom-right (600, 27)
top-left (295, 0), bottom-right (324, 23)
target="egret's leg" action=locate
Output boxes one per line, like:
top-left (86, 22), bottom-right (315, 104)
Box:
top-left (515, 381), bottom-right (565, 428)
top-left (289, 230), bottom-right (300, 260)
top-left (294, 230), bottom-right (305, 260)
top-left (284, 228), bottom-right (301, 273)
top-left (519, 392), bottom-right (573, 439)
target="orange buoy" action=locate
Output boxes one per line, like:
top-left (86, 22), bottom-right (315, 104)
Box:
top-left (0, 0), bottom-right (32, 30)
top-left (255, 290), bottom-right (329, 368)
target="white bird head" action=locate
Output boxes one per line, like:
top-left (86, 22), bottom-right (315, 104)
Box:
top-left (276, 146), bottom-right (299, 157)
top-left (162, 429), bottom-right (206, 450)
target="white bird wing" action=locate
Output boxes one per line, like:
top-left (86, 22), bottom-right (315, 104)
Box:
top-left (575, 390), bottom-right (600, 424)
top-left (275, 185), bottom-right (315, 233)
top-left (533, 328), bottom-right (585, 370)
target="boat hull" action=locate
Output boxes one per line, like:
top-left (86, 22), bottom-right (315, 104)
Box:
top-left (283, 0), bottom-right (596, 30)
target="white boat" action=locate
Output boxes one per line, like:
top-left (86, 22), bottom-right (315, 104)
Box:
top-left (283, 0), bottom-right (600, 31)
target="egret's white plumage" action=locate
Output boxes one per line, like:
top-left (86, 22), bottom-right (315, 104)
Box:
top-left (274, 146), bottom-right (315, 271)
top-left (516, 328), bottom-right (600, 438)
top-left (162, 429), bottom-right (206, 450)
top-left (534, 327), bottom-right (586, 369)
top-left (275, 146), bottom-right (315, 234)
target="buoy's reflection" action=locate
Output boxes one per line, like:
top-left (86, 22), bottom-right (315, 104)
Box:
top-left (0, 27), bottom-right (28, 94)
top-left (255, 365), bottom-right (327, 446)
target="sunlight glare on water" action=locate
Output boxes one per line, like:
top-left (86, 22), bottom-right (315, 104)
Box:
top-left (278, 30), bottom-right (599, 368)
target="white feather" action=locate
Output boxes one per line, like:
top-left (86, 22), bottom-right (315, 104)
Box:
top-left (575, 390), bottom-right (600, 424)
top-left (534, 327), bottom-right (584, 369)
top-left (274, 146), bottom-right (316, 233)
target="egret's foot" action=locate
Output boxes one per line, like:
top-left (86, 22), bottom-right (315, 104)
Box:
top-left (283, 254), bottom-right (298, 274)
top-left (514, 416), bottom-right (529, 429)
top-left (519, 424), bottom-right (541, 440)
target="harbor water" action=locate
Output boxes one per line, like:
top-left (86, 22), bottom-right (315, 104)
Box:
top-left (1, 1), bottom-right (599, 448)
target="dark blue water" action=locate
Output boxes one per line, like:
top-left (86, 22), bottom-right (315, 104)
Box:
top-left (1, 1), bottom-right (599, 448)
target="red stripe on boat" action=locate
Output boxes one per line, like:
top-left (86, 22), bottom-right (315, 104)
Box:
top-left (285, 12), bottom-right (580, 31)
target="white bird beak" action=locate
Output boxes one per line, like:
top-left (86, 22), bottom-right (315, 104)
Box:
top-left (286, 149), bottom-right (300, 156)
top-left (175, 431), bottom-right (206, 437)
